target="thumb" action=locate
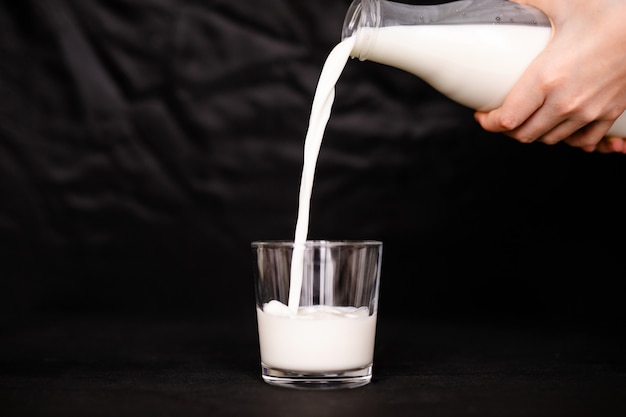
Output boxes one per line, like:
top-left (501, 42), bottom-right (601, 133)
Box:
top-left (473, 108), bottom-right (522, 134)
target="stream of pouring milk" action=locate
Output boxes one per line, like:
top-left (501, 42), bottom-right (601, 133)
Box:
top-left (287, 37), bottom-right (356, 314)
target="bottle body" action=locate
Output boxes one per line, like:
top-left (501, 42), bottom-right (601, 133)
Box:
top-left (353, 24), bottom-right (551, 111)
top-left (342, 0), bottom-right (626, 137)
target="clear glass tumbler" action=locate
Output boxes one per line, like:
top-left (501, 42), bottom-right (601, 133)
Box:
top-left (251, 240), bottom-right (383, 390)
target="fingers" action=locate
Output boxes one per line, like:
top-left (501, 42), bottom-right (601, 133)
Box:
top-left (473, 85), bottom-right (546, 142)
top-left (506, 109), bottom-right (598, 146)
top-left (476, 108), bottom-right (626, 154)
top-left (587, 137), bottom-right (626, 154)
top-left (561, 120), bottom-right (613, 148)
top-left (474, 109), bottom-right (606, 146)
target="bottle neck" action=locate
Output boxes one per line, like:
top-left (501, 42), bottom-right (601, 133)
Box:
top-left (341, 0), bottom-right (381, 61)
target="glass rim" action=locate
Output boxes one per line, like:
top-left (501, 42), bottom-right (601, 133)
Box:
top-left (251, 239), bottom-right (382, 248)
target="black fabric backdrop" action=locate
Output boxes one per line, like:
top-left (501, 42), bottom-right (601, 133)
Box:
top-left (1, 0), bottom-right (625, 325)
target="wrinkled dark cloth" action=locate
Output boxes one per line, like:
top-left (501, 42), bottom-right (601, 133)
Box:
top-left (1, 0), bottom-right (625, 322)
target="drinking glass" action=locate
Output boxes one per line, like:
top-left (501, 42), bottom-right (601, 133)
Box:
top-left (251, 240), bottom-right (383, 389)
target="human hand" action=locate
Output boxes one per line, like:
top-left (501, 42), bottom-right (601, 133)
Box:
top-left (474, 0), bottom-right (626, 152)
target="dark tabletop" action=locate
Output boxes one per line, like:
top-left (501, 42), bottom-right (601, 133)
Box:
top-left (1, 314), bottom-right (625, 417)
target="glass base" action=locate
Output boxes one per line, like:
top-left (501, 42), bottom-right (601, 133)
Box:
top-left (261, 363), bottom-right (372, 390)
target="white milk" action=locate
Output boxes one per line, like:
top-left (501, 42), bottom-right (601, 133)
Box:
top-left (355, 24), bottom-right (552, 111)
top-left (353, 24), bottom-right (626, 136)
top-left (287, 37), bottom-right (356, 313)
top-left (257, 300), bottom-right (377, 372)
